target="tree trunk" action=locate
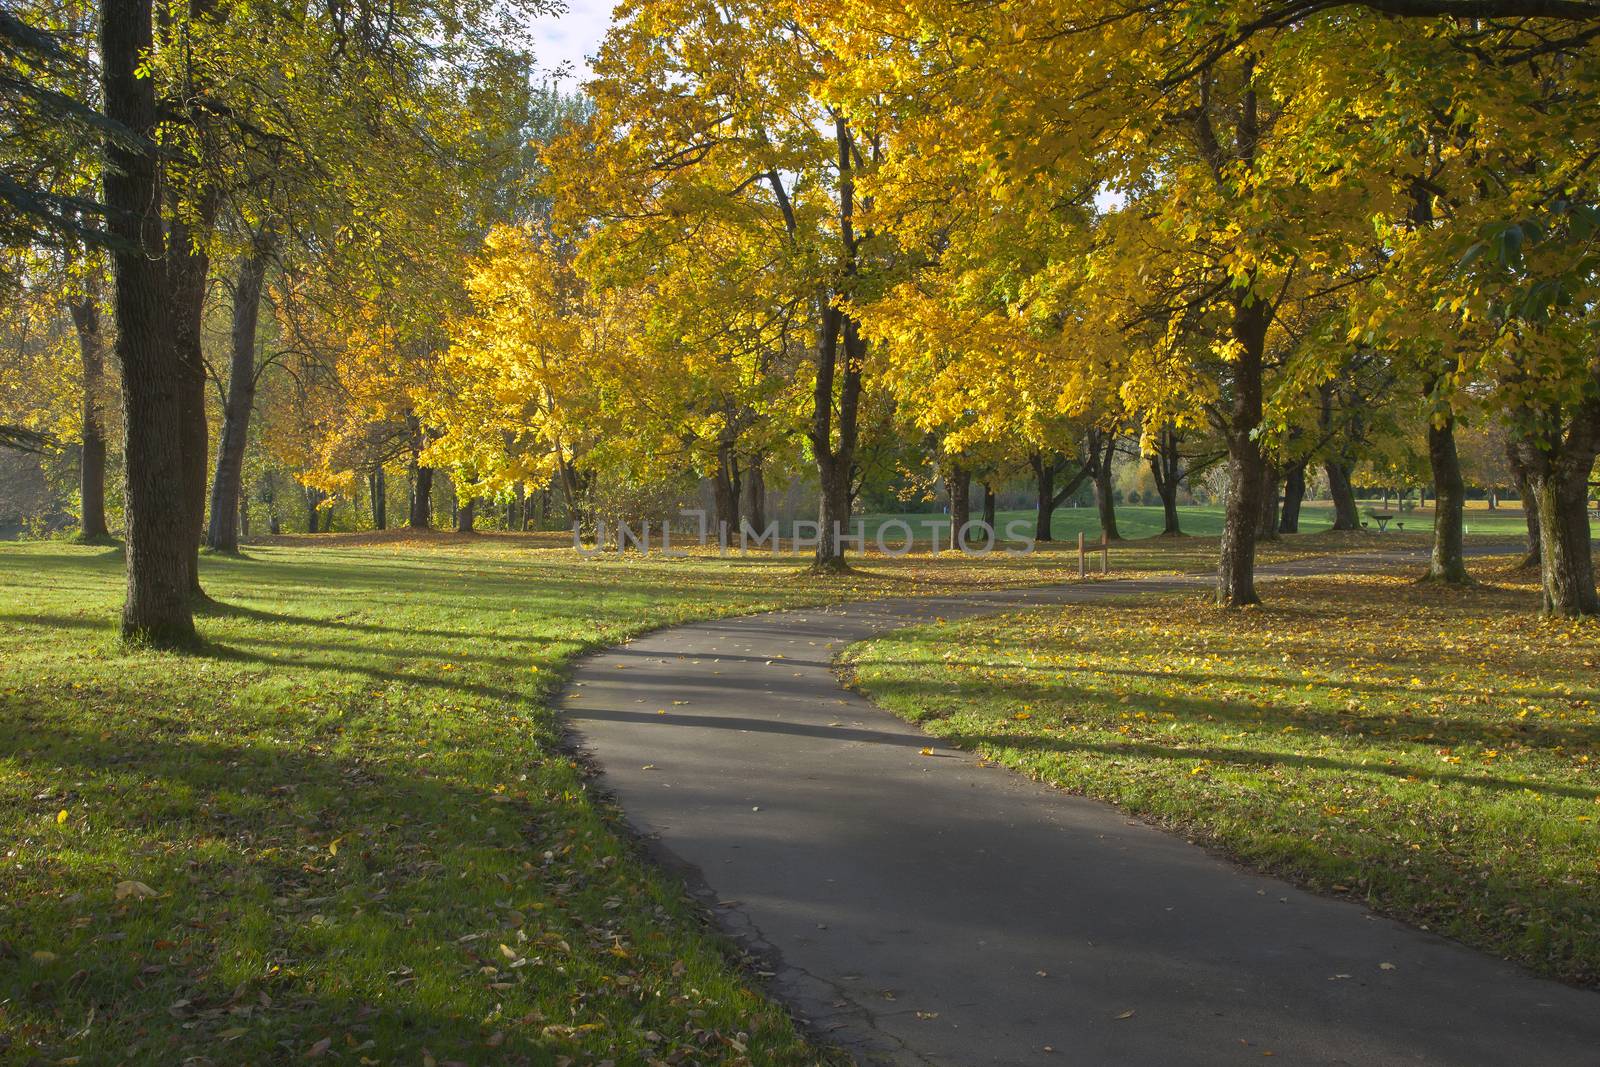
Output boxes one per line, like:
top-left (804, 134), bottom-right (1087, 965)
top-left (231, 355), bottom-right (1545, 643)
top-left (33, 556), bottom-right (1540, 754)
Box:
top-left (103, 0), bottom-right (194, 644)
top-left (456, 497), bottom-right (476, 534)
top-left (1507, 438), bottom-right (1541, 571)
top-left (371, 467), bottom-right (387, 530)
top-left (809, 304), bottom-right (862, 572)
top-left (1423, 414), bottom-right (1470, 584)
top-left (713, 439), bottom-right (740, 540)
top-left (1325, 460), bottom-right (1359, 531)
top-left (946, 462), bottom-right (971, 546)
top-left (67, 296), bottom-right (110, 542)
top-left (1257, 464), bottom-right (1281, 542)
top-left (809, 120), bottom-right (864, 573)
top-left (1148, 426), bottom-right (1183, 536)
top-left (1531, 469), bottom-right (1597, 617)
top-left (1279, 463), bottom-right (1305, 535)
top-left (745, 457), bottom-right (767, 533)
top-left (238, 488), bottom-right (250, 539)
top-left (1218, 299), bottom-right (1268, 607)
top-left (205, 248), bottom-right (268, 553)
top-left (408, 420), bottom-right (434, 530)
top-left (981, 482), bottom-right (997, 533)
top-left (816, 452), bottom-right (852, 570)
top-left (409, 462), bottom-right (433, 529)
top-left (1085, 430), bottom-right (1121, 541)
top-left (306, 487), bottom-right (326, 533)
top-left (167, 192), bottom-right (218, 596)
top-left (1516, 399), bottom-right (1600, 617)
top-left (1031, 452), bottom-right (1056, 541)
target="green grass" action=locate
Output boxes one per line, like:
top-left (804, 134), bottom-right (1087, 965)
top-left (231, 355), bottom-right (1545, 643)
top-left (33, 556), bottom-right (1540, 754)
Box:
top-left (857, 500), bottom-right (1557, 544)
top-left (8, 529), bottom-right (1357, 1064)
top-left (843, 563), bottom-right (1600, 986)
top-left (5, 537), bottom-right (1083, 1065)
top-left (0, 529), bottom-right (1525, 1062)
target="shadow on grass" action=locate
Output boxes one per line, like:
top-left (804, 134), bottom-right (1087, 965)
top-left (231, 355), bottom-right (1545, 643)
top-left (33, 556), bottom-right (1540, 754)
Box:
top-left (853, 672), bottom-right (1600, 802)
top-left (0, 716), bottom-right (680, 1064)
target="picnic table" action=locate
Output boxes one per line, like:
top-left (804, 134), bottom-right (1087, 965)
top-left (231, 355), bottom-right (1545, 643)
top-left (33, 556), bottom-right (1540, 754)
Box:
top-left (1370, 511), bottom-right (1395, 532)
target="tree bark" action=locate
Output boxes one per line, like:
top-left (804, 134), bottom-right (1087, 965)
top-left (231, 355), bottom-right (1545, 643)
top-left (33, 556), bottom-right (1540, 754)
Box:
top-left (1147, 426), bottom-right (1184, 536)
top-left (103, 0), bottom-right (194, 644)
top-left (1422, 413), bottom-right (1470, 584)
top-left (371, 467), bottom-right (387, 530)
top-left (409, 462), bottom-right (433, 529)
top-left (981, 481), bottom-right (997, 533)
top-left (1257, 464), bottom-right (1281, 542)
top-left (1325, 460), bottom-right (1360, 530)
top-left (1031, 452), bottom-right (1056, 541)
top-left (1515, 398), bottom-right (1599, 617)
top-left (205, 248), bottom-right (268, 553)
top-left (810, 307), bottom-right (862, 572)
top-left (1085, 429), bottom-right (1121, 541)
top-left (305, 487), bottom-right (326, 533)
top-left (239, 487), bottom-right (250, 539)
top-left (808, 119), bottom-right (864, 573)
top-left (712, 438), bottom-right (741, 540)
top-left (1030, 450), bottom-right (1091, 541)
top-left (456, 497), bottom-right (476, 534)
top-left (407, 417), bottom-right (433, 530)
top-left (167, 191), bottom-right (218, 595)
top-left (1507, 436), bottom-right (1541, 570)
top-left (1218, 298), bottom-right (1269, 607)
top-left (744, 457), bottom-right (767, 533)
top-left (945, 461), bottom-right (971, 546)
top-left (1530, 470), bottom-right (1597, 617)
top-left (1278, 462), bottom-right (1305, 534)
top-left (67, 296), bottom-right (109, 541)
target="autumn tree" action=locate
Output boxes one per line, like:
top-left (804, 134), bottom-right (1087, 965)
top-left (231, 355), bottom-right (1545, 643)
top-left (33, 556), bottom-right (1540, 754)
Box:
top-left (551, 0), bottom-right (898, 570)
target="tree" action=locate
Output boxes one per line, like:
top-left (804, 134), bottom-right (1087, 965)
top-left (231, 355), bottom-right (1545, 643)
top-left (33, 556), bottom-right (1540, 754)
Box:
top-left (205, 238), bottom-right (272, 552)
top-left (552, 0), bottom-right (893, 570)
top-left (102, 0), bottom-right (194, 643)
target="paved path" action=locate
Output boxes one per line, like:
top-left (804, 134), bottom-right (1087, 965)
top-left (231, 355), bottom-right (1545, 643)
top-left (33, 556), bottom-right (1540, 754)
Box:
top-left (561, 552), bottom-right (1600, 1065)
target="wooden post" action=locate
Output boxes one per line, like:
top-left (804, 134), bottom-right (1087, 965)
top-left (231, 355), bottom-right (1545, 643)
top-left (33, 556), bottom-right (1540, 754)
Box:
top-left (1077, 531), bottom-right (1085, 579)
top-left (1101, 530), bottom-right (1109, 574)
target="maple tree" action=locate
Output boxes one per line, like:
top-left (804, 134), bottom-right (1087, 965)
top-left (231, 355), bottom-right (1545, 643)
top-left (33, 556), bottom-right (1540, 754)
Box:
top-left (4, 0), bottom-right (1597, 624)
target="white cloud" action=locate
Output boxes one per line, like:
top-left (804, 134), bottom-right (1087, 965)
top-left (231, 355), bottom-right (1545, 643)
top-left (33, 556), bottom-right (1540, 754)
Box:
top-left (530, 3), bottom-right (616, 87)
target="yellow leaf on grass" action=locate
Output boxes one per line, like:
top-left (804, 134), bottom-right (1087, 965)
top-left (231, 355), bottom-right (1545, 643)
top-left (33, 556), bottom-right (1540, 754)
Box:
top-left (114, 880), bottom-right (157, 900)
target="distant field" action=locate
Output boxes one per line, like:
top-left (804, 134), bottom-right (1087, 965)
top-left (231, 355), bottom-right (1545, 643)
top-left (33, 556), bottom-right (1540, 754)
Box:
top-left (853, 500), bottom-right (1553, 546)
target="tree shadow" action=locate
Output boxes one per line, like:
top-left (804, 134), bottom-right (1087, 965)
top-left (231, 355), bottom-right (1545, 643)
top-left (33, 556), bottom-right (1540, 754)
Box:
top-left (853, 671), bottom-right (1600, 799)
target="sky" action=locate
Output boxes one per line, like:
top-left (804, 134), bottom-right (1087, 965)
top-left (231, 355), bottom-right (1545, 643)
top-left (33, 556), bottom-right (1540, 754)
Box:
top-left (529, 3), bottom-right (615, 87)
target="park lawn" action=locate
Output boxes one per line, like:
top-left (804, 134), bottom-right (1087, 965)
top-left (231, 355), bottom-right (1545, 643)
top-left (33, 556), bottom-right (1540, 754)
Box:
top-left (0, 535), bottom-right (1129, 1067)
top-left (843, 561), bottom-right (1600, 987)
top-left (0, 529), bottom-right (1355, 1065)
top-left (856, 499), bottom-right (1561, 544)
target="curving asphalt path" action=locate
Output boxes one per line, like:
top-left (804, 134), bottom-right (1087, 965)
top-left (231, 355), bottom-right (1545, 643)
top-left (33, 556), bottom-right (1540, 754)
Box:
top-left (560, 550), bottom-right (1600, 1066)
